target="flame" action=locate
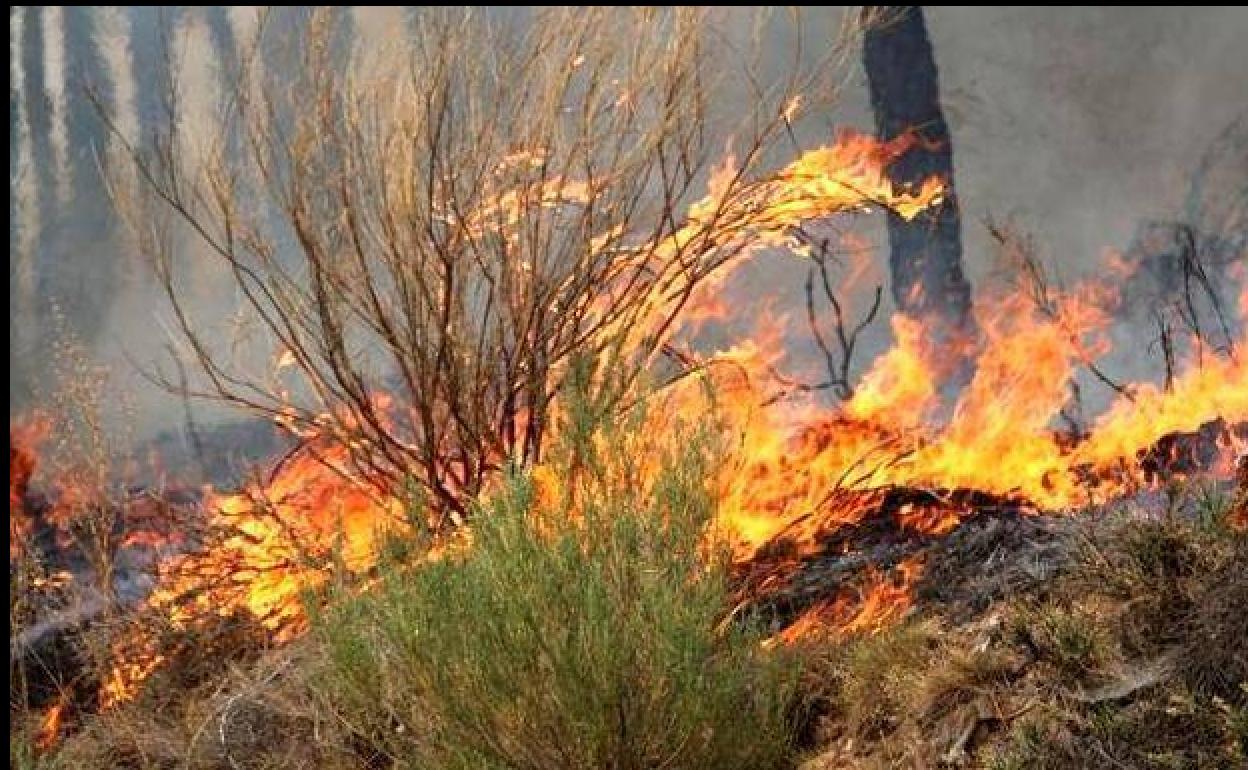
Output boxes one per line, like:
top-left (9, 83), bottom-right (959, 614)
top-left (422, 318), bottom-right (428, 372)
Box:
top-left (844, 556), bottom-right (924, 634)
top-left (767, 556), bottom-right (925, 646)
top-left (845, 314), bottom-right (937, 427)
top-left (155, 442), bottom-right (411, 639)
top-left (668, 263), bottom-right (1246, 567)
top-left (18, 125), bottom-right (1247, 715)
top-left (99, 648), bottom-right (167, 709)
top-left (10, 414), bottom-right (50, 558)
top-left (34, 698), bottom-right (68, 752)
top-left (94, 437), bottom-right (415, 705)
top-left (1079, 351), bottom-right (1248, 472)
top-left (586, 129), bottom-right (947, 373)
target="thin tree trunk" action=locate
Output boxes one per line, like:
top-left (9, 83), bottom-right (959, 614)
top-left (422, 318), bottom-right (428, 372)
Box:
top-left (127, 6), bottom-right (179, 146)
top-left (14, 7), bottom-right (54, 406)
top-left (204, 7), bottom-right (244, 164)
top-left (11, 7), bottom-right (34, 407)
top-left (21, 7), bottom-right (54, 252)
top-left (204, 6), bottom-right (241, 87)
top-left (60, 6), bottom-right (117, 348)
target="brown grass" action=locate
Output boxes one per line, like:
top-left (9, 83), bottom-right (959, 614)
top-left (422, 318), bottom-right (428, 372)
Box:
top-left (796, 490), bottom-right (1247, 769)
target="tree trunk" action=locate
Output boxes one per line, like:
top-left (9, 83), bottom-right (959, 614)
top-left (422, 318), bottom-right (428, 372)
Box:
top-left (863, 7), bottom-right (974, 340)
top-left (20, 7), bottom-right (54, 251)
top-left (60, 7), bottom-right (117, 350)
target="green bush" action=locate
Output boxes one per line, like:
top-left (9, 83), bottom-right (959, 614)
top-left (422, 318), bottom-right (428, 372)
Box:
top-left (311, 392), bottom-right (800, 769)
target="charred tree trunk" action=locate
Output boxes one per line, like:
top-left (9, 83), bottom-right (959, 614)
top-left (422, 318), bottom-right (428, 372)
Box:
top-left (863, 7), bottom-right (974, 340)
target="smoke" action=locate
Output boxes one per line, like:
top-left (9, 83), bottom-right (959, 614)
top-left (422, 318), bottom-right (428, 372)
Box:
top-left (925, 7), bottom-right (1246, 282)
top-left (8, 7), bottom-right (1247, 447)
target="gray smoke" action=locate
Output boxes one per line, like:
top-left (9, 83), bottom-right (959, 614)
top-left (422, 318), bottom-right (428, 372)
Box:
top-left (9, 7), bottom-right (1248, 451)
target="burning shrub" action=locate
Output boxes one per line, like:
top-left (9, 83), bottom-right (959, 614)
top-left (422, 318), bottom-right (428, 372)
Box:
top-left (109, 6), bottom-right (938, 523)
top-left (310, 388), bottom-right (801, 769)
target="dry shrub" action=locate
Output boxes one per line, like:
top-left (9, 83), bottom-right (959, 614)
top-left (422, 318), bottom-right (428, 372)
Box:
top-left (108, 6), bottom-right (864, 521)
top-left (10, 320), bottom-right (143, 763)
top-left (1230, 455), bottom-right (1248, 529)
top-left (1070, 505), bottom-right (1248, 699)
top-left (794, 498), bottom-right (1247, 769)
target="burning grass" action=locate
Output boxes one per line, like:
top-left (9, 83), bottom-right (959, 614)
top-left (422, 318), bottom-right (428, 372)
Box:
top-left (10, 7), bottom-right (1248, 767)
top-left (17, 390), bottom-right (808, 769)
top-left (16, 401), bottom-right (1246, 769)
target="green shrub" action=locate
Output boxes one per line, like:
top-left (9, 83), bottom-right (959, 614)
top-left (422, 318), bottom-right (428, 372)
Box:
top-left (311, 392), bottom-right (800, 769)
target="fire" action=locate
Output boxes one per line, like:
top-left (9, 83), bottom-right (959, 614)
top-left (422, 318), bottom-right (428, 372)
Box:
top-left (844, 315), bottom-right (937, 427)
top-left (671, 266), bottom-right (1246, 569)
top-left (844, 556), bottom-right (924, 634)
top-left (93, 437), bottom-right (414, 705)
top-left (15, 124), bottom-right (1248, 721)
top-left (99, 649), bottom-right (167, 709)
top-left (767, 556), bottom-right (925, 646)
top-left (10, 413), bottom-right (50, 558)
top-left (34, 698), bottom-right (68, 752)
top-left (608, 129), bottom-right (945, 362)
top-left (151, 441), bottom-right (411, 637)
top-left (1080, 350), bottom-right (1248, 473)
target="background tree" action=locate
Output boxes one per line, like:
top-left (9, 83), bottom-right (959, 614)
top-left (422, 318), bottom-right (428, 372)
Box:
top-left (862, 7), bottom-right (974, 342)
top-left (58, 7), bottom-right (118, 350)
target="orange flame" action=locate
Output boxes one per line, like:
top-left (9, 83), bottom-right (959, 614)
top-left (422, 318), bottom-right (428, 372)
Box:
top-left (43, 126), bottom-right (1243, 709)
top-left (768, 555), bottom-right (925, 645)
top-left (10, 414), bottom-right (50, 559)
top-left (34, 698), bottom-right (67, 752)
top-left (663, 260), bottom-right (1246, 567)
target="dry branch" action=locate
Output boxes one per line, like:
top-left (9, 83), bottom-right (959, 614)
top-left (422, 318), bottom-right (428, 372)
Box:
top-left (107, 8), bottom-right (865, 522)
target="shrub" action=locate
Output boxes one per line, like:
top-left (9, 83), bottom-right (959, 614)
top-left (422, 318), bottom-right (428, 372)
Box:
top-left (112, 6), bottom-right (857, 521)
top-left (311, 390), bottom-right (801, 769)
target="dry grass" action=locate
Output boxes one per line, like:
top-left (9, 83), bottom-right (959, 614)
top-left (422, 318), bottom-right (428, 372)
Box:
top-left (41, 645), bottom-right (361, 770)
top-left (796, 489), bottom-right (1247, 769)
